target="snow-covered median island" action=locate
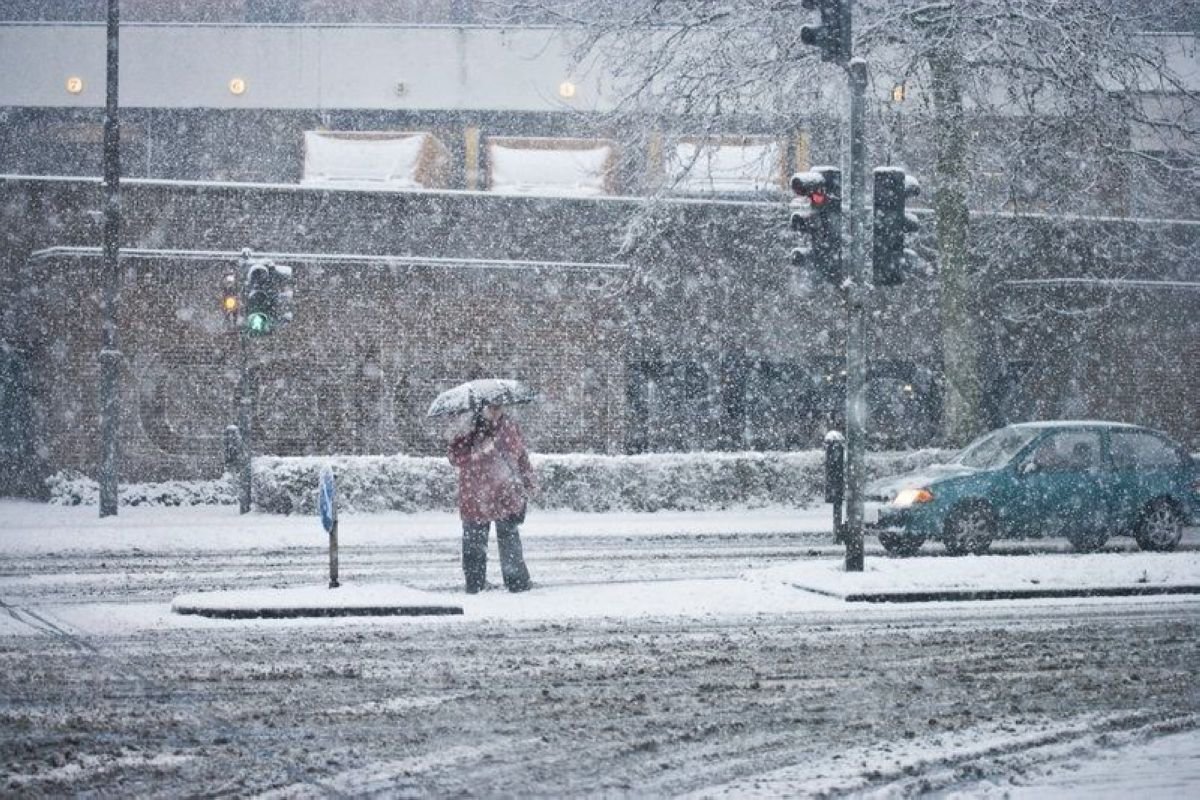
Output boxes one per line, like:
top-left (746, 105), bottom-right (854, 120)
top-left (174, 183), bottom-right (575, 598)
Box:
top-left (171, 584), bottom-right (465, 618)
top-left (763, 552), bottom-right (1200, 601)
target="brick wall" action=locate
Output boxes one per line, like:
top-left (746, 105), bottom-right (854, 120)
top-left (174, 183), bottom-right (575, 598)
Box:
top-left (21, 250), bottom-right (626, 483)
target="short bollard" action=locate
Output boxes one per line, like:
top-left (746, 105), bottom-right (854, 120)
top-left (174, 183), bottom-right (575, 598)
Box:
top-left (223, 425), bottom-right (241, 475)
top-left (824, 430), bottom-right (846, 544)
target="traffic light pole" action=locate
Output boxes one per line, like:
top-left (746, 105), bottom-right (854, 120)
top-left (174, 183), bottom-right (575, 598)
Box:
top-left (842, 58), bottom-right (869, 572)
top-left (798, 0), bottom-right (894, 572)
top-left (237, 325), bottom-right (253, 514)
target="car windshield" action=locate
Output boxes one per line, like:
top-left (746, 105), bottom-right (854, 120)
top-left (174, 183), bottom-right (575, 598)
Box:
top-left (955, 427), bottom-right (1041, 470)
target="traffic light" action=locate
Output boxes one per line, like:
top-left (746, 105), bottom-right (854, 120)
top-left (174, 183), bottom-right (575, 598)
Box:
top-left (800, 0), bottom-right (851, 65)
top-left (790, 166), bottom-right (842, 285)
top-left (221, 272), bottom-right (239, 323)
top-left (872, 167), bottom-right (921, 286)
top-left (238, 256), bottom-right (296, 336)
top-left (272, 262), bottom-right (295, 328)
top-left (243, 260), bottom-right (274, 336)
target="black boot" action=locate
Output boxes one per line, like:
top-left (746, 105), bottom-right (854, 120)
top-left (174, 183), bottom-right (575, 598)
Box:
top-left (461, 522), bottom-right (489, 593)
top-left (496, 519), bottom-right (531, 592)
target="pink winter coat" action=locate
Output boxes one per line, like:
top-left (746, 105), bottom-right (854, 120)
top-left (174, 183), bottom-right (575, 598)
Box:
top-left (448, 413), bottom-right (536, 523)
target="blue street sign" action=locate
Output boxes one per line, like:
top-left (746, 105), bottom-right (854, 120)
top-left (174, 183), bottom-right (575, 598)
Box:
top-left (318, 466), bottom-right (337, 535)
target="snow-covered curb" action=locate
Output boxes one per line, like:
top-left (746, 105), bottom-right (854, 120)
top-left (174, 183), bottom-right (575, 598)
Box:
top-left (0, 501), bottom-right (825, 555)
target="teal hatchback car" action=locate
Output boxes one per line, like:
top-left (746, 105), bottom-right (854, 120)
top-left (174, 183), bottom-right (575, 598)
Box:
top-left (865, 421), bottom-right (1199, 556)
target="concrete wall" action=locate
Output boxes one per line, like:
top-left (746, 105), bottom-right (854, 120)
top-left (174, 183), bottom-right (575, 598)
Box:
top-left (0, 23), bottom-right (608, 112)
top-left (1, 175), bottom-right (1198, 494)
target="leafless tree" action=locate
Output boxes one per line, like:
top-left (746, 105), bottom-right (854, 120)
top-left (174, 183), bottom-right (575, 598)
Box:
top-left (493, 0), bottom-right (1198, 444)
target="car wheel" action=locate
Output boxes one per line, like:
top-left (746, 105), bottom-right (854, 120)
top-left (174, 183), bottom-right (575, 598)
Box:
top-left (942, 503), bottom-right (995, 556)
top-left (879, 532), bottom-right (925, 557)
top-left (1134, 499), bottom-right (1183, 552)
top-left (1067, 530), bottom-right (1108, 553)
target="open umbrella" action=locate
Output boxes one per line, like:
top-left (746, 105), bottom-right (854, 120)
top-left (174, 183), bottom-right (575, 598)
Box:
top-left (426, 378), bottom-right (540, 418)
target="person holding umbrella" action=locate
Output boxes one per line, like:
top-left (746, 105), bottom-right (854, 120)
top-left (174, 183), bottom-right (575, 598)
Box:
top-left (447, 400), bottom-right (538, 593)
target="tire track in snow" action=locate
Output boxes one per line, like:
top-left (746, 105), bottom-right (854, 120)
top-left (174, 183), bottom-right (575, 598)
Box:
top-left (682, 711), bottom-right (1200, 798)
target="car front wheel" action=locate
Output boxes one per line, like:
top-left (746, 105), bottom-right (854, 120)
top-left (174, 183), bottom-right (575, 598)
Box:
top-left (1135, 499), bottom-right (1183, 552)
top-left (942, 503), bottom-right (995, 556)
top-left (879, 532), bottom-right (925, 557)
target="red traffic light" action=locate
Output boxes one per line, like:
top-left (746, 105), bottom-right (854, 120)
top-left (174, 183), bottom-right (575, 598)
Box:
top-left (791, 169), bottom-right (838, 208)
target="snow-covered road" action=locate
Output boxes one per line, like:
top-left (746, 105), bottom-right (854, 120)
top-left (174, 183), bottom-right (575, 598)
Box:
top-left (1, 501), bottom-right (1198, 797)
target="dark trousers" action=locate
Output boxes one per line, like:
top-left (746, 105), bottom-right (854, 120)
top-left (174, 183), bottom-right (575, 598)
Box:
top-left (461, 517), bottom-right (531, 593)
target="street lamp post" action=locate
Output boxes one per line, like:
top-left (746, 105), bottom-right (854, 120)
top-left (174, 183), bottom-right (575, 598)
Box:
top-left (98, 0), bottom-right (122, 517)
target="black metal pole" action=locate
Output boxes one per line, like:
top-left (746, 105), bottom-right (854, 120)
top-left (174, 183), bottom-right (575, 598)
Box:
top-left (238, 317), bottom-right (253, 514)
top-left (842, 54), bottom-right (868, 572)
top-left (329, 520), bottom-right (340, 589)
top-left (98, 0), bottom-right (122, 517)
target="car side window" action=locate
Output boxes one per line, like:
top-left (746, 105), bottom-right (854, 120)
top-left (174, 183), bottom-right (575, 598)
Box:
top-left (1110, 432), bottom-right (1183, 470)
top-left (1029, 432), bottom-right (1104, 472)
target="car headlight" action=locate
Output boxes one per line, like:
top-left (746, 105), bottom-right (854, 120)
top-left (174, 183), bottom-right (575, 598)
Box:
top-left (892, 487), bottom-right (934, 507)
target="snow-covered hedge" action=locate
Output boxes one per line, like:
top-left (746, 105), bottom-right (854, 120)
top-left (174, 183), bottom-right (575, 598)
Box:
top-left (252, 455), bottom-right (456, 515)
top-left (47, 449), bottom-right (953, 513)
top-left (46, 470), bottom-right (237, 507)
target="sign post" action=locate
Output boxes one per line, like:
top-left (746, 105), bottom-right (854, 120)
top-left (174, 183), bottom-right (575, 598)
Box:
top-left (318, 466), bottom-right (339, 588)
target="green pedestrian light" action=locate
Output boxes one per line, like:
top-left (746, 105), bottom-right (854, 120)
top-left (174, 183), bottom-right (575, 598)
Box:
top-left (246, 311), bottom-right (271, 335)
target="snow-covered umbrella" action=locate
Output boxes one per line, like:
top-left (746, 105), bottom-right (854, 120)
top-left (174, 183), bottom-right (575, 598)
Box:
top-left (426, 378), bottom-right (540, 418)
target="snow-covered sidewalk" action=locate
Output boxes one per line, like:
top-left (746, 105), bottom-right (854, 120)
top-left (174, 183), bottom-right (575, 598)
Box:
top-left (0, 500), bottom-right (822, 554)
